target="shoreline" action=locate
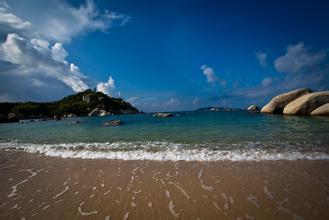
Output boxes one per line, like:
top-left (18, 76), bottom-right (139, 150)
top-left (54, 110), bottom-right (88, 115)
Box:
top-left (1, 151), bottom-right (329, 219)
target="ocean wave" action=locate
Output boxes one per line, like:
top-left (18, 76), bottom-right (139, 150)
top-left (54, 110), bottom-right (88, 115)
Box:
top-left (0, 141), bottom-right (328, 161)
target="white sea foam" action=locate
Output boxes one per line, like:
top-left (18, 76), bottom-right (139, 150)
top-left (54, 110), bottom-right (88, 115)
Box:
top-left (0, 141), bottom-right (328, 161)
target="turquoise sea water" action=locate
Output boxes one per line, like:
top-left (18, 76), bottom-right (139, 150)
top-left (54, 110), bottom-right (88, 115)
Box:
top-left (0, 111), bottom-right (329, 161)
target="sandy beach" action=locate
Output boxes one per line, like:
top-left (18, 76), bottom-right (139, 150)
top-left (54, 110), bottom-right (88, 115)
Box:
top-left (0, 151), bottom-right (328, 219)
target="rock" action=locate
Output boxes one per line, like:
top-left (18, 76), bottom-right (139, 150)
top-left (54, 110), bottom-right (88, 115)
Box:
top-left (104, 120), bottom-right (123, 126)
top-left (7, 113), bottom-right (19, 123)
top-left (66, 113), bottom-right (76, 118)
top-left (152, 112), bottom-right (174, 118)
top-left (283, 91), bottom-right (329, 115)
top-left (99, 110), bottom-right (108, 116)
top-left (88, 108), bottom-right (100, 116)
top-left (310, 103), bottom-right (329, 116)
top-left (54, 115), bottom-right (61, 121)
top-left (246, 105), bottom-right (259, 111)
top-left (261, 88), bottom-right (312, 114)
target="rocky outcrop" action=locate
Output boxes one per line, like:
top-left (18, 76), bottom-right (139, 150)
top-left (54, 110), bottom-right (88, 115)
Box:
top-left (104, 120), bottom-right (123, 126)
top-left (283, 91), bottom-right (329, 115)
top-left (261, 88), bottom-right (312, 114)
top-left (88, 108), bottom-right (100, 116)
top-left (310, 103), bottom-right (329, 116)
top-left (152, 113), bottom-right (174, 118)
top-left (246, 105), bottom-right (259, 111)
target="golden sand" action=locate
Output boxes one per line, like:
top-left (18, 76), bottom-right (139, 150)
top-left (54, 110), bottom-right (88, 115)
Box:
top-left (0, 151), bottom-right (329, 219)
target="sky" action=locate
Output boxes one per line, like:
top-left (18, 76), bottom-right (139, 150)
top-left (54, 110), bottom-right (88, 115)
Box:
top-left (0, 0), bottom-right (329, 112)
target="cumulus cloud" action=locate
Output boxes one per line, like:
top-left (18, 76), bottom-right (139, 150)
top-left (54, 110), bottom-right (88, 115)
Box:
top-left (274, 42), bottom-right (326, 74)
top-left (0, 0), bottom-right (130, 101)
top-left (256, 51), bottom-right (267, 67)
top-left (96, 76), bottom-right (116, 96)
top-left (0, 33), bottom-right (89, 93)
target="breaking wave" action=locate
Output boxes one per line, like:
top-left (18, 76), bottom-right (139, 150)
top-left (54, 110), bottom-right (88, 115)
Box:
top-left (0, 141), bottom-right (328, 161)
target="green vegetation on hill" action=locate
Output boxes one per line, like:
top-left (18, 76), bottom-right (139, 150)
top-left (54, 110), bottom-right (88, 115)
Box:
top-left (0, 89), bottom-right (139, 120)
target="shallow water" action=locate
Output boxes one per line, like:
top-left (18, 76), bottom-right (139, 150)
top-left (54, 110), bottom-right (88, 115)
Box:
top-left (0, 111), bottom-right (329, 160)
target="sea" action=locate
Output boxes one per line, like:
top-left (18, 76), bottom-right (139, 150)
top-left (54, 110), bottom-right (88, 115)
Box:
top-left (1, 110), bottom-right (329, 161)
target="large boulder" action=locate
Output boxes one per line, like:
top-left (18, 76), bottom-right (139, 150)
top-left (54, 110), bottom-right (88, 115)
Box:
top-left (88, 108), bottom-right (100, 116)
top-left (283, 91), bottom-right (329, 115)
top-left (246, 105), bottom-right (259, 111)
top-left (310, 103), bottom-right (329, 116)
top-left (261, 88), bottom-right (312, 114)
top-left (152, 112), bottom-right (174, 118)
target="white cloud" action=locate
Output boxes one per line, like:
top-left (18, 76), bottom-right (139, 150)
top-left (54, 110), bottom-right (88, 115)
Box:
top-left (96, 76), bottom-right (116, 96)
top-left (274, 42), bottom-right (326, 74)
top-left (256, 51), bottom-right (267, 67)
top-left (0, 33), bottom-right (89, 93)
top-left (261, 77), bottom-right (272, 87)
top-left (51, 43), bottom-right (68, 63)
top-left (201, 65), bottom-right (218, 84)
top-left (0, 2), bottom-right (32, 38)
top-left (0, 0), bottom-right (130, 101)
top-left (166, 98), bottom-right (181, 106)
top-left (5, 0), bottom-right (131, 43)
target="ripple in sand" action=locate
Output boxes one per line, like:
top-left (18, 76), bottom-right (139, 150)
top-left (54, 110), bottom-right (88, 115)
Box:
top-left (221, 193), bottom-right (230, 209)
top-left (8, 169), bottom-right (43, 198)
top-left (123, 212), bottom-right (129, 220)
top-left (264, 185), bottom-right (275, 199)
top-left (78, 202), bottom-right (98, 216)
top-left (246, 194), bottom-right (261, 209)
top-left (52, 186), bottom-right (69, 199)
top-left (169, 201), bottom-right (180, 218)
top-left (198, 169), bottom-right (214, 192)
top-left (165, 190), bottom-right (171, 198)
top-left (168, 181), bottom-right (190, 200)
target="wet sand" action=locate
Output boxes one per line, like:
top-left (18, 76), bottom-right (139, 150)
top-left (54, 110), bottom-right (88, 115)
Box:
top-left (0, 151), bottom-right (329, 219)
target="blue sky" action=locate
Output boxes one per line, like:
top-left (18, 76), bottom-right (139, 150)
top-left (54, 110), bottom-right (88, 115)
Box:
top-left (1, 0), bottom-right (329, 111)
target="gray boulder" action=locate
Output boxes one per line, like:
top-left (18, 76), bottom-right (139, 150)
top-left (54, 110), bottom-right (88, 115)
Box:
top-left (310, 103), bottom-right (329, 116)
top-left (283, 91), bottom-right (329, 115)
top-left (261, 88), bottom-right (312, 114)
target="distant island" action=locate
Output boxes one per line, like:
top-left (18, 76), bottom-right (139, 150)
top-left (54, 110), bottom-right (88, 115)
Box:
top-left (0, 89), bottom-right (139, 123)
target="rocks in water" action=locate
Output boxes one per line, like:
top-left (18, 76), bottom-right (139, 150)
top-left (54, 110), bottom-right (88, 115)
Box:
top-left (283, 91), bottom-right (329, 115)
top-left (310, 103), bottom-right (329, 116)
top-left (88, 108), bottom-right (100, 116)
top-left (65, 113), bottom-right (76, 118)
top-left (99, 110), bottom-right (108, 116)
top-left (104, 120), bottom-right (123, 126)
top-left (261, 88), bottom-right (312, 114)
top-left (7, 113), bottom-right (19, 123)
top-left (152, 113), bottom-right (174, 118)
top-left (246, 105), bottom-right (259, 111)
